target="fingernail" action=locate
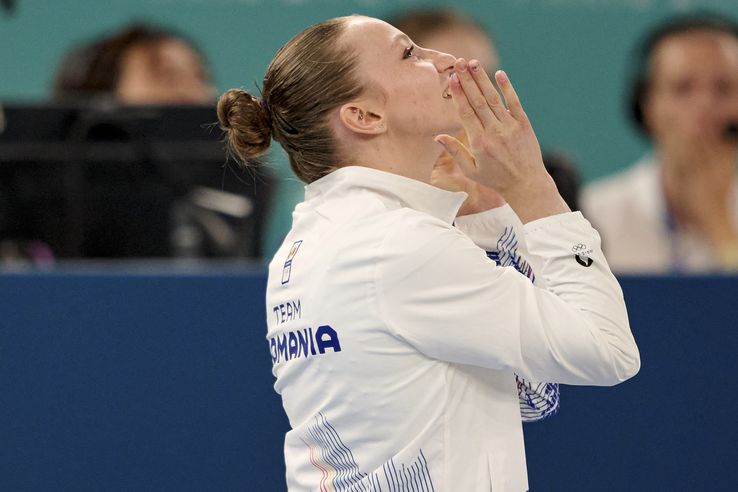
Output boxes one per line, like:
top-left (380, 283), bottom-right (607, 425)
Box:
top-left (458, 60), bottom-right (467, 72)
top-left (497, 70), bottom-right (507, 84)
top-left (470, 61), bottom-right (479, 72)
top-left (450, 73), bottom-right (460, 87)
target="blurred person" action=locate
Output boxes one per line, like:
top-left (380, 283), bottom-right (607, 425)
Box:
top-left (39, 24), bottom-right (269, 260)
top-left (218, 14), bottom-right (639, 491)
top-left (582, 14), bottom-right (738, 273)
top-left (53, 23), bottom-right (214, 105)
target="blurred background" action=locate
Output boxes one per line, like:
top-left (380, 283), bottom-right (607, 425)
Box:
top-left (1, 0), bottom-right (736, 263)
top-left (1, 0), bottom-right (734, 176)
top-left (2, 1), bottom-right (738, 491)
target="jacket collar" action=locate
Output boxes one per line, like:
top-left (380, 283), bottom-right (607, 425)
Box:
top-left (305, 166), bottom-right (467, 224)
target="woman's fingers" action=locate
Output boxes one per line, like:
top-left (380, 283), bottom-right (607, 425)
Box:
top-left (467, 60), bottom-right (510, 123)
top-left (449, 72), bottom-right (485, 141)
top-left (434, 134), bottom-right (478, 176)
top-left (454, 59), bottom-right (501, 128)
top-left (495, 70), bottom-right (527, 122)
top-left (444, 68), bottom-right (565, 222)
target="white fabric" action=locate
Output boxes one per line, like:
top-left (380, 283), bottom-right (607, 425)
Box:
top-left (456, 206), bottom-right (560, 422)
top-left (581, 155), bottom-right (738, 273)
top-left (266, 166), bottom-right (640, 492)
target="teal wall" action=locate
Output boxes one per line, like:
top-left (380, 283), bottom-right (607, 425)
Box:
top-left (2, 0), bottom-right (737, 253)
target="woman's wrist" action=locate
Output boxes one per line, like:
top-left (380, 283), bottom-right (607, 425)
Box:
top-left (457, 182), bottom-right (506, 216)
top-left (503, 174), bottom-right (570, 224)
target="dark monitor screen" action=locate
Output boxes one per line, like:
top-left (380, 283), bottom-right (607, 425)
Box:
top-left (0, 103), bottom-right (273, 259)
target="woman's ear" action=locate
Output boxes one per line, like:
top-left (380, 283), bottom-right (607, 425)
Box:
top-left (338, 103), bottom-right (386, 135)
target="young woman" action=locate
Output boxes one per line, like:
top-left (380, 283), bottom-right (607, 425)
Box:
top-left (218, 15), bottom-right (640, 492)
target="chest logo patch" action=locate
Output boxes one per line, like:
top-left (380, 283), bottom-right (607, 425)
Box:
top-left (282, 240), bottom-right (303, 285)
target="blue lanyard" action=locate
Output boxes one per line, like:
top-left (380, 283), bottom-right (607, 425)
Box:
top-left (664, 207), bottom-right (684, 274)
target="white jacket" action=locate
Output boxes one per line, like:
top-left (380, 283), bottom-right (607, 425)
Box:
top-left (266, 166), bottom-right (640, 491)
top-left (581, 155), bottom-right (738, 273)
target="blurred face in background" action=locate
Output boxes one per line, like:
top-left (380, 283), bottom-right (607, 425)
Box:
top-left (115, 38), bottom-right (214, 105)
top-left (415, 24), bottom-right (498, 74)
top-left (643, 30), bottom-right (738, 151)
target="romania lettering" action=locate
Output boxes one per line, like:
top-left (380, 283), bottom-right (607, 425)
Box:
top-left (269, 325), bottom-right (342, 365)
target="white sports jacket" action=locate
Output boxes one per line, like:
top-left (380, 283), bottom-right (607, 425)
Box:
top-left (266, 166), bottom-right (640, 492)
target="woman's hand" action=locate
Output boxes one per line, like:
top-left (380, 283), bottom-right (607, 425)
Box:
top-left (435, 59), bottom-right (569, 223)
top-left (430, 132), bottom-right (506, 216)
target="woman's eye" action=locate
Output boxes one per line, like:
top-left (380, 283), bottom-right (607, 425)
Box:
top-left (402, 46), bottom-right (415, 60)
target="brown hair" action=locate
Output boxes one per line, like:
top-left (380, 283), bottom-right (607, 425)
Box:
top-left (217, 16), bottom-right (365, 183)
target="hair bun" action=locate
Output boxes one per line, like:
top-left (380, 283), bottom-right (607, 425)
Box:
top-left (217, 88), bottom-right (272, 163)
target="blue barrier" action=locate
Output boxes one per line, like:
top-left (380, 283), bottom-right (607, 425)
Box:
top-left (1, 267), bottom-right (736, 491)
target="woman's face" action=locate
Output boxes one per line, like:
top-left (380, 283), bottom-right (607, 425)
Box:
top-left (342, 17), bottom-right (460, 137)
top-left (116, 38), bottom-right (214, 105)
top-left (416, 25), bottom-right (499, 75)
top-left (644, 30), bottom-right (738, 147)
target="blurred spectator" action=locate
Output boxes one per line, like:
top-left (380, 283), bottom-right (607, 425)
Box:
top-left (0, 23), bottom-right (271, 263)
top-left (388, 8), bottom-right (581, 210)
top-left (53, 23), bottom-right (214, 105)
top-left (582, 14), bottom-right (738, 273)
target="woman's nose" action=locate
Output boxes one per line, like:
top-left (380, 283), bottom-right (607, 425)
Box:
top-left (430, 50), bottom-right (457, 73)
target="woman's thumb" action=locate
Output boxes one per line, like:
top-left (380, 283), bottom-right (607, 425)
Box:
top-left (435, 134), bottom-right (476, 175)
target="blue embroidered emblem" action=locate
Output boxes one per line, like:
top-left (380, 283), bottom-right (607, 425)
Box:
top-left (282, 240), bottom-right (303, 285)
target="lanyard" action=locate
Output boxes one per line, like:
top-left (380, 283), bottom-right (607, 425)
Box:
top-left (664, 206), bottom-right (685, 274)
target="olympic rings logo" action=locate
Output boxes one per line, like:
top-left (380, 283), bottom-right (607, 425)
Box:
top-left (571, 243), bottom-right (589, 254)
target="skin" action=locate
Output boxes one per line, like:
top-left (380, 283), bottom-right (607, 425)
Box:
top-left (643, 30), bottom-right (738, 251)
top-left (334, 16), bottom-right (459, 183)
top-left (413, 23), bottom-right (504, 215)
top-left (412, 24), bottom-right (499, 74)
top-left (116, 38), bottom-right (214, 105)
top-left (333, 17), bottom-right (568, 223)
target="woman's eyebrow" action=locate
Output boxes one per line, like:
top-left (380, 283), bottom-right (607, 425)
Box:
top-left (391, 32), bottom-right (412, 46)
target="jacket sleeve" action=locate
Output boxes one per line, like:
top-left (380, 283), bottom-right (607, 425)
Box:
top-left (455, 205), bottom-right (560, 420)
top-left (375, 210), bottom-right (640, 386)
